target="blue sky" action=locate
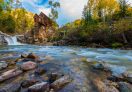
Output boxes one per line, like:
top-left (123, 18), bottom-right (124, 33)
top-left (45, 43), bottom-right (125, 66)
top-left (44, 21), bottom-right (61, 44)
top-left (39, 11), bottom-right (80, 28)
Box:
top-left (21, 0), bottom-right (87, 26)
top-left (21, 0), bottom-right (132, 26)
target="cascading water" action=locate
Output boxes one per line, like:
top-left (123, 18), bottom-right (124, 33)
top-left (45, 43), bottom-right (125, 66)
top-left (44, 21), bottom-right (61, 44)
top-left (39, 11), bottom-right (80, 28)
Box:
top-left (4, 36), bottom-right (22, 45)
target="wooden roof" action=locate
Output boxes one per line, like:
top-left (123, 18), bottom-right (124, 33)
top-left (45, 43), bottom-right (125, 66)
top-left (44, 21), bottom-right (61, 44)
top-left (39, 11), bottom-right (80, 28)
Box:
top-left (34, 12), bottom-right (53, 27)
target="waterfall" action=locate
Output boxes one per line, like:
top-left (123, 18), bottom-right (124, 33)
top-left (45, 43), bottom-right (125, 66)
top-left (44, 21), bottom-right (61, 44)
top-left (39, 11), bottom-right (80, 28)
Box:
top-left (4, 36), bottom-right (22, 45)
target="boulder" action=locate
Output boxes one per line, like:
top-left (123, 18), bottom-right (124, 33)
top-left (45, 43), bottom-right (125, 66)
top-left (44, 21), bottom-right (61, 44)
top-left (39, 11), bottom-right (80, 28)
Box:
top-left (51, 75), bottom-right (71, 91)
top-left (0, 69), bottom-right (23, 82)
top-left (107, 72), bottom-right (132, 84)
top-left (123, 72), bottom-right (132, 83)
top-left (27, 53), bottom-right (39, 60)
top-left (21, 54), bottom-right (28, 58)
top-left (21, 79), bottom-right (39, 88)
top-left (28, 82), bottom-right (49, 92)
top-left (118, 82), bottom-right (132, 92)
top-left (93, 62), bottom-right (126, 77)
top-left (20, 61), bottom-right (37, 71)
top-left (0, 82), bottom-right (21, 92)
top-left (93, 78), bottom-right (119, 92)
top-left (16, 35), bottom-right (25, 43)
top-left (0, 61), bottom-right (8, 70)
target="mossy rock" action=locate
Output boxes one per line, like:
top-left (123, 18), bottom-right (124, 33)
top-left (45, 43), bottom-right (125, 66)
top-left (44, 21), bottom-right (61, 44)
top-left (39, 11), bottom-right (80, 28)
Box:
top-left (80, 57), bottom-right (97, 64)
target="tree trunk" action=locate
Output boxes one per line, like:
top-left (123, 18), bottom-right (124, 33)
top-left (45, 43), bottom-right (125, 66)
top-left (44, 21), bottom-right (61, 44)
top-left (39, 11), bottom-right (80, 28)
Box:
top-left (122, 32), bottom-right (128, 44)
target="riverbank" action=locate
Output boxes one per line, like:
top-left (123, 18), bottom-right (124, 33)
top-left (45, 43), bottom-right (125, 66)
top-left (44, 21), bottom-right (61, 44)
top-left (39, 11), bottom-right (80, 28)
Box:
top-left (16, 36), bottom-right (132, 50)
top-left (53, 40), bottom-right (132, 50)
top-left (53, 29), bottom-right (132, 49)
top-left (15, 32), bottom-right (132, 50)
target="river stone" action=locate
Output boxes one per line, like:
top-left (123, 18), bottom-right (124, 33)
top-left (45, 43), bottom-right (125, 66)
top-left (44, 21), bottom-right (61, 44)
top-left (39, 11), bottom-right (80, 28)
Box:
top-left (93, 62), bottom-right (126, 77)
top-left (28, 82), bottom-right (49, 92)
top-left (21, 54), bottom-right (28, 58)
top-left (20, 61), bottom-right (37, 71)
top-left (108, 72), bottom-right (132, 84)
top-left (0, 82), bottom-right (21, 92)
top-left (93, 78), bottom-right (119, 92)
top-left (27, 53), bottom-right (39, 60)
top-left (123, 72), bottom-right (132, 83)
top-left (51, 75), bottom-right (71, 91)
top-left (0, 69), bottom-right (23, 82)
top-left (118, 82), bottom-right (132, 92)
top-left (0, 61), bottom-right (8, 70)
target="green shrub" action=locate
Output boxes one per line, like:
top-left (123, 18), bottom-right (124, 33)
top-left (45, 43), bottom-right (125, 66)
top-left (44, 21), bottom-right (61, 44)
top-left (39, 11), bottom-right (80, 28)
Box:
top-left (113, 19), bottom-right (132, 34)
top-left (112, 42), bottom-right (123, 48)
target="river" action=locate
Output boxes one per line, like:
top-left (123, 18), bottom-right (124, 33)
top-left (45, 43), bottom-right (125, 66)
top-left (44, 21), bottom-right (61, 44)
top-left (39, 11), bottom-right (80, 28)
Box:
top-left (0, 44), bottom-right (132, 91)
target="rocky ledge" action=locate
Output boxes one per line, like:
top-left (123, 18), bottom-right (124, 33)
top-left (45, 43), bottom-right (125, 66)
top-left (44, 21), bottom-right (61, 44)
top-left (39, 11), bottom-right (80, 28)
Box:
top-left (0, 31), bottom-right (9, 45)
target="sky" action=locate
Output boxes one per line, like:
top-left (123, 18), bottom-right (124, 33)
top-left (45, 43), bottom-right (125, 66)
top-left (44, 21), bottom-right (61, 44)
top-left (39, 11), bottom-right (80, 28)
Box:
top-left (21, 0), bottom-right (87, 26)
top-left (21, 0), bottom-right (132, 26)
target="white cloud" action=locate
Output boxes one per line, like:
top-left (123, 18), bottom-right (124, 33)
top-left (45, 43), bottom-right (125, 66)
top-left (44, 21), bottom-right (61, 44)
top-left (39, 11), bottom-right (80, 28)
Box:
top-left (21, 0), bottom-right (88, 25)
top-left (22, 0), bottom-right (51, 16)
top-left (38, 7), bottom-right (51, 16)
top-left (128, 0), bottom-right (132, 5)
top-left (21, 0), bottom-right (132, 26)
top-left (59, 0), bottom-right (87, 20)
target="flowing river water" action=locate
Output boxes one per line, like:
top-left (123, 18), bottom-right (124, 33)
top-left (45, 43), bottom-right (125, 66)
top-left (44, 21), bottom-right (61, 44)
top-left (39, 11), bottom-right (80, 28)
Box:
top-left (0, 44), bottom-right (132, 92)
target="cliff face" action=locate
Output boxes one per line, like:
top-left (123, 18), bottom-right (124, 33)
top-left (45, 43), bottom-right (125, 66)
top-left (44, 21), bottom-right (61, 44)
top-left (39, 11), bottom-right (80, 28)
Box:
top-left (18, 12), bottom-right (55, 44)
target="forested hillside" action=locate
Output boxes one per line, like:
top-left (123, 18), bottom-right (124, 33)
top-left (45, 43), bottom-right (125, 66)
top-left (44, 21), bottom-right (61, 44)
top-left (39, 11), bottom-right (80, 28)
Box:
top-left (0, 0), bottom-right (132, 48)
top-left (0, 0), bottom-right (34, 34)
top-left (54, 0), bottom-right (132, 48)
